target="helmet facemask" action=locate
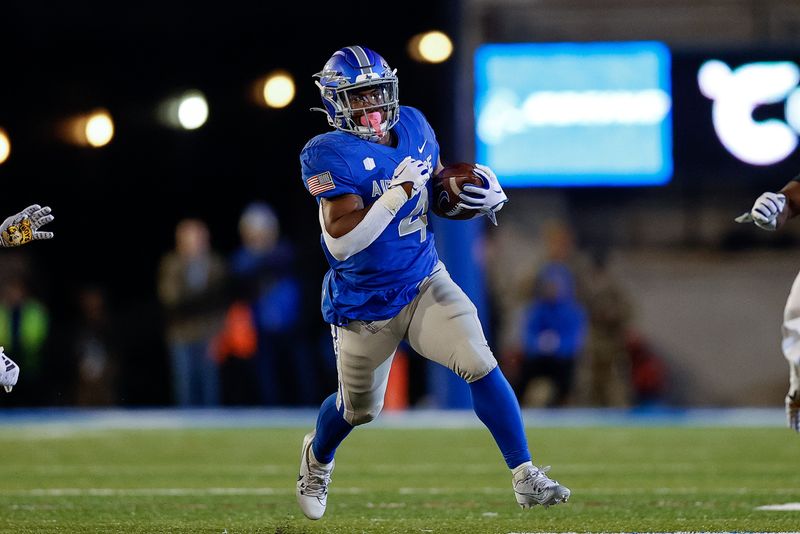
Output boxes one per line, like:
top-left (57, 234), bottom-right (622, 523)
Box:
top-left (341, 79), bottom-right (398, 141)
top-left (314, 58), bottom-right (400, 141)
top-left (317, 72), bottom-right (400, 141)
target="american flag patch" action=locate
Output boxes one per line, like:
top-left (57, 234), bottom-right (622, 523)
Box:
top-left (307, 171), bottom-right (336, 196)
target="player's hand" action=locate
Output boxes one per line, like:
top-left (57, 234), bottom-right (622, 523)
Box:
top-left (388, 156), bottom-right (430, 199)
top-left (457, 163), bottom-right (508, 226)
top-left (0, 205), bottom-right (55, 247)
top-left (734, 192), bottom-right (785, 231)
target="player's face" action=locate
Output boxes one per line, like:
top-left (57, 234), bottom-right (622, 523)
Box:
top-left (347, 87), bottom-right (388, 122)
top-left (348, 87), bottom-right (385, 109)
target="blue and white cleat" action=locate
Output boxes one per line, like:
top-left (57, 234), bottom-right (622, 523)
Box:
top-left (513, 464), bottom-right (570, 508)
top-left (0, 347), bottom-right (19, 393)
top-left (296, 432), bottom-right (334, 520)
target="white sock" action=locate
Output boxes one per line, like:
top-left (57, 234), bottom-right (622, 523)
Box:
top-left (308, 446), bottom-right (333, 470)
top-left (512, 461), bottom-right (534, 478)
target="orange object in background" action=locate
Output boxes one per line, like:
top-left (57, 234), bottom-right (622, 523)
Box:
top-left (212, 301), bottom-right (258, 363)
top-left (384, 348), bottom-right (409, 411)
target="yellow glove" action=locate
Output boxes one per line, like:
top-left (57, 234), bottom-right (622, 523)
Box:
top-left (0, 205), bottom-right (54, 247)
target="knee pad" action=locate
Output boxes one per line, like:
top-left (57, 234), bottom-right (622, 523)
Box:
top-left (451, 339), bottom-right (497, 383)
top-left (344, 401), bottom-right (384, 426)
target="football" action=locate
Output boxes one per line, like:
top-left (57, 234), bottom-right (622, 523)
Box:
top-left (431, 162), bottom-right (485, 220)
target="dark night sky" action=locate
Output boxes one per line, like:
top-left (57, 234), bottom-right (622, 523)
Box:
top-left (0, 1), bottom-right (457, 403)
top-left (0, 1), bottom-right (456, 291)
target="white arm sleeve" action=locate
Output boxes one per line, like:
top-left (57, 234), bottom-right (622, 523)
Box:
top-left (320, 186), bottom-right (409, 261)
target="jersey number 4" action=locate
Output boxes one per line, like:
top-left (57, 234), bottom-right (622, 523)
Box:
top-left (398, 187), bottom-right (428, 242)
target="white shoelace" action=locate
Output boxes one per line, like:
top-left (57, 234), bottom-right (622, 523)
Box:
top-left (519, 466), bottom-right (558, 492)
top-left (302, 470), bottom-right (332, 497)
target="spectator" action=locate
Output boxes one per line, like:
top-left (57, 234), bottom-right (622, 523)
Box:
top-left (522, 220), bottom-right (592, 302)
top-left (584, 249), bottom-right (634, 407)
top-left (515, 262), bottom-right (587, 407)
top-left (157, 218), bottom-right (227, 407)
top-left (229, 202), bottom-right (315, 405)
top-left (626, 330), bottom-right (668, 407)
top-left (72, 285), bottom-right (120, 406)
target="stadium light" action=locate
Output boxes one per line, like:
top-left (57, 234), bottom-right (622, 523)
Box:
top-left (0, 128), bottom-right (9, 164)
top-left (158, 90), bottom-right (209, 130)
top-left (256, 71), bottom-right (295, 109)
top-left (85, 110), bottom-right (114, 147)
top-left (177, 91), bottom-right (209, 129)
top-left (60, 109), bottom-right (114, 148)
top-left (408, 31), bottom-right (453, 63)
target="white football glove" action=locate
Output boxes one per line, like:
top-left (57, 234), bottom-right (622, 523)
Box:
top-left (0, 346), bottom-right (19, 393)
top-left (0, 205), bottom-right (54, 247)
top-left (457, 163), bottom-right (508, 226)
top-left (787, 361), bottom-right (800, 433)
top-left (734, 192), bottom-right (786, 231)
top-left (388, 156), bottom-right (431, 199)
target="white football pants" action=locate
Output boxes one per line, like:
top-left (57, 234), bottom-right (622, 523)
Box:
top-left (330, 262), bottom-right (497, 426)
top-left (782, 270), bottom-right (800, 365)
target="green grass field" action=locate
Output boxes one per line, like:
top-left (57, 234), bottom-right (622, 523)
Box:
top-left (1, 424), bottom-right (799, 533)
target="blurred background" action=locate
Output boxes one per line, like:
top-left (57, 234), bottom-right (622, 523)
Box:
top-left (2, 0), bottom-right (800, 411)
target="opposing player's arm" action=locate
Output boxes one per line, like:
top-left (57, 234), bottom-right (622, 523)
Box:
top-left (736, 179), bottom-right (800, 231)
top-left (777, 180), bottom-right (800, 228)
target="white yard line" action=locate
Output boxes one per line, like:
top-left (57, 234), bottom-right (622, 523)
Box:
top-left (3, 486), bottom-right (800, 497)
top-left (756, 503), bottom-right (800, 511)
top-left (0, 487), bottom-right (368, 496)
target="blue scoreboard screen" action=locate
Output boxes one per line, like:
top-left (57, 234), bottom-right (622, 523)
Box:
top-left (474, 42), bottom-right (673, 187)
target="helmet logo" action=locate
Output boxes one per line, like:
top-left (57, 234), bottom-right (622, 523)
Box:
top-left (355, 73), bottom-right (380, 83)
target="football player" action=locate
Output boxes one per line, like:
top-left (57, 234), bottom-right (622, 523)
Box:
top-left (0, 204), bottom-right (55, 393)
top-left (737, 182), bottom-right (800, 432)
top-left (296, 46), bottom-right (569, 520)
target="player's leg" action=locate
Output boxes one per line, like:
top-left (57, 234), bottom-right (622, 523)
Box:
top-left (315, 320), bottom-right (400, 456)
top-left (405, 265), bottom-right (570, 507)
top-left (405, 267), bottom-right (524, 463)
top-left (298, 319), bottom-right (401, 519)
top-left (781, 270), bottom-right (800, 432)
top-left (198, 342), bottom-right (220, 406)
top-left (168, 343), bottom-right (192, 407)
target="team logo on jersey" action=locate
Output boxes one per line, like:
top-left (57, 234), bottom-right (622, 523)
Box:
top-left (307, 171), bottom-right (336, 196)
top-left (363, 157), bottom-right (376, 171)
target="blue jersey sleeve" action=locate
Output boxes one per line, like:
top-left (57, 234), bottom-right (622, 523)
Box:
top-left (300, 141), bottom-right (360, 200)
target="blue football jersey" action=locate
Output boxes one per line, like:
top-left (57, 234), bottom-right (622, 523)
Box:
top-left (300, 106), bottom-right (440, 325)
